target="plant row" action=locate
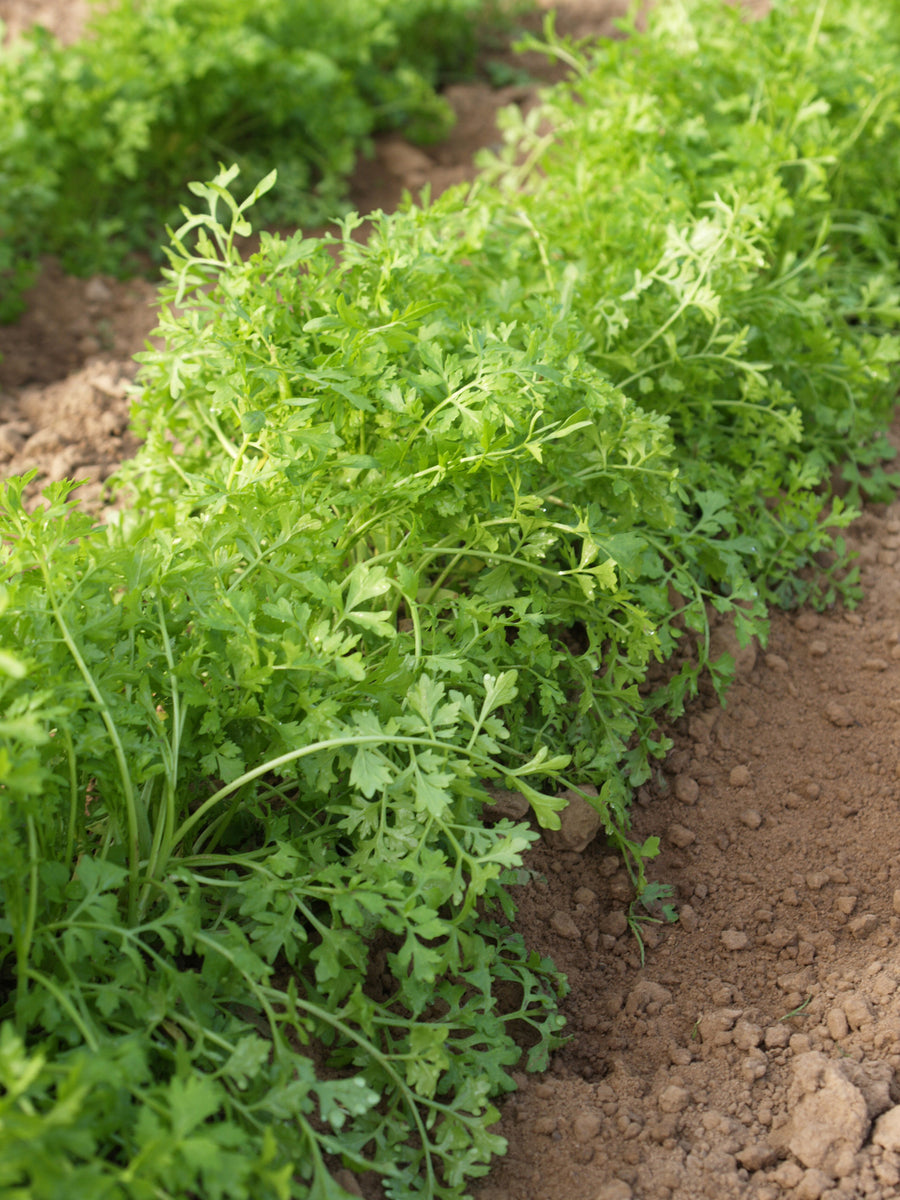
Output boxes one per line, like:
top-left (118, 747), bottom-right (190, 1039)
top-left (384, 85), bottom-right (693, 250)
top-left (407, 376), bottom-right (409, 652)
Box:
top-left (0, 0), bottom-right (503, 320)
top-left (2, 0), bottom-right (900, 1196)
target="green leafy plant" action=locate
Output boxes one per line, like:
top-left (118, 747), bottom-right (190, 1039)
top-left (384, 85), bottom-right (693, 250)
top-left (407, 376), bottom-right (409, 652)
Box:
top-left (2, 0), bottom-right (900, 1193)
top-left (779, 995), bottom-right (814, 1022)
top-left (0, 469), bottom-right (572, 1198)
top-left (0, 0), bottom-right (511, 319)
top-left (626, 875), bottom-right (680, 968)
top-left (481, 0), bottom-right (900, 612)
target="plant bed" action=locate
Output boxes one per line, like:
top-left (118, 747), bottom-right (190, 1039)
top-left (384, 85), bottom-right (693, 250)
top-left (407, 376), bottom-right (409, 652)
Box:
top-left (1, 0), bottom-right (900, 1197)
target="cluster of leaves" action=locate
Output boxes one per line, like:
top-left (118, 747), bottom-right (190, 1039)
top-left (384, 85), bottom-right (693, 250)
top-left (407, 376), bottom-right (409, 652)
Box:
top-left (0, 0), bottom-right (508, 319)
top-left (490, 0), bottom-right (900, 535)
top-left (0, 473), bottom-right (572, 1199)
top-left (2, 0), bottom-right (900, 1195)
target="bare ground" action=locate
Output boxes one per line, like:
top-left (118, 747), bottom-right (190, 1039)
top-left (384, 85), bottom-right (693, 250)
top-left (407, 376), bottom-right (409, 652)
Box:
top-left (3, 3), bottom-right (900, 1199)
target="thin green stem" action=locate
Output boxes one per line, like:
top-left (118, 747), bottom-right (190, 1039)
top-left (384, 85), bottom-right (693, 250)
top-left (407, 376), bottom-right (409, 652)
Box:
top-left (13, 816), bottom-right (40, 1020)
top-left (389, 579), bottom-right (423, 661)
top-left (225, 434), bottom-right (252, 489)
top-left (677, 397), bottom-right (800, 433)
top-left (23, 968), bottom-right (100, 1051)
top-left (804, 0), bottom-right (828, 56)
top-left (62, 725), bottom-right (79, 873)
top-left (37, 559), bottom-right (141, 921)
top-left (173, 727), bottom-right (567, 852)
top-left (139, 597), bottom-right (184, 912)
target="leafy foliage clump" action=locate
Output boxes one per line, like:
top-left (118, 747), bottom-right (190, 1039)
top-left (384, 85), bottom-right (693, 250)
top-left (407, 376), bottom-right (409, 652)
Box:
top-left (0, 0), bottom-right (501, 319)
top-left (1, 0), bottom-right (900, 1195)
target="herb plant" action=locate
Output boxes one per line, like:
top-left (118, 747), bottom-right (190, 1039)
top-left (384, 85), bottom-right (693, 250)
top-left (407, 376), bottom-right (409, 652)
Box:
top-left (1, 0), bottom-right (899, 1194)
top-left (0, 0), bottom-right (505, 319)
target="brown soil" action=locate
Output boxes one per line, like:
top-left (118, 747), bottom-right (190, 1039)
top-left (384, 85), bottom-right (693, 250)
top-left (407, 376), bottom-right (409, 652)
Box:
top-left (4, 4), bottom-right (900, 1200)
top-left (477, 509), bottom-right (900, 1200)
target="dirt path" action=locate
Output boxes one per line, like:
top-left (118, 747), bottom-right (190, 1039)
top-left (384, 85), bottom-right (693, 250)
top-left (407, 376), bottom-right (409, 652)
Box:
top-left (474, 494), bottom-right (900, 1200)
top-left (3, 4), bottom-right (900, 1199)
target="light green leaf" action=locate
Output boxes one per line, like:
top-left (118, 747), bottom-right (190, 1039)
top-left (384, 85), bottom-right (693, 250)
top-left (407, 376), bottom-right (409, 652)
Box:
top-left (350, 746), bottom-right (394, 798)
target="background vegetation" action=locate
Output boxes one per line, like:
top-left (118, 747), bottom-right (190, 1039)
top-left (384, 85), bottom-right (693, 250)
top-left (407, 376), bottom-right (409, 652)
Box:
top-left (0, 0), bottom-right (505, 319)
